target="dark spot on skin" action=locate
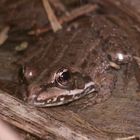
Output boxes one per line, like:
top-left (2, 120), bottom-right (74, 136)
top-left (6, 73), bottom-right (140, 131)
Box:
top-left (80, 60), bottom-right (87, 69)
top-left (83, 75), bottom-right (92, 83)
top-left (68, 52), bottom-right (76, 57)
top-left (74, 93), bottom-right (81, 98)
top-left (91, 49), bottom-right (98, 56)
top-left (71, 61), bottom-right (75, 65)
top-left (18, 65), bottom-right (26, 84)
top-left (107, 54), bottom-right (112, 61)
top-left (90, 62), bottom-right (96, 67)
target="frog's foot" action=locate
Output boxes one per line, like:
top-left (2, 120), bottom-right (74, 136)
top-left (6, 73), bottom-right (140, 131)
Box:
top-left (77, 73), bottom-right (116, 111)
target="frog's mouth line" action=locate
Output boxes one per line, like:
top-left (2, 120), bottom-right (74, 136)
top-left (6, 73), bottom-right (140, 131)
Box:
top-left (30, 82), bottom-right (97, 107)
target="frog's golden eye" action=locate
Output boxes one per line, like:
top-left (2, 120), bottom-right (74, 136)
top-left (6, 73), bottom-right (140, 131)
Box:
top-left (55, 68), bottom-right (72, 88)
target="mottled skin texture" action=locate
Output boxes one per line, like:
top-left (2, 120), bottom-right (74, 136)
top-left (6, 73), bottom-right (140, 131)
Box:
top-left (19, 17), bottom-right (139, 107)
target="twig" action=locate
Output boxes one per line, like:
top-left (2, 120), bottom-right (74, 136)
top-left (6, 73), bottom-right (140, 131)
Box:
top-left (42, 0), bottom-right (62, 32)
top-left (49, 0), bottom-right (69, 15)
top-left (60, 4), bottom-right (98, 23)
top-left (29, 4), bottom-right (98, 35)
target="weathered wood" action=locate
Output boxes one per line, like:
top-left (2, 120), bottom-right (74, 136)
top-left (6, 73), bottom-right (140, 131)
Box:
top-left (0, 90), bottom-right (110, 140)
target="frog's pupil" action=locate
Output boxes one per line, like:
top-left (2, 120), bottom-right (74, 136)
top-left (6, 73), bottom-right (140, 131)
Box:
top-left (60, 71), bottom-right (70, 81)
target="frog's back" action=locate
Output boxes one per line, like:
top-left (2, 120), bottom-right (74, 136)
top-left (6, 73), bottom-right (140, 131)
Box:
top-left (22, 18), bottom-right (108, 84)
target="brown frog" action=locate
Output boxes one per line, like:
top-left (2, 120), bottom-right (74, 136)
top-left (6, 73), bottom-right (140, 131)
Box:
top-left (18, 17), bottom-right (140, 107)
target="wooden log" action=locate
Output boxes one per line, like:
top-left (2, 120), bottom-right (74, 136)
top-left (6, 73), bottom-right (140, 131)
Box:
top-left (0, 90), bottom-right (109, 140)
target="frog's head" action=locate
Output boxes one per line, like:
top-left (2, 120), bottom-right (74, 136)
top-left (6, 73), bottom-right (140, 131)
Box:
top-left (26, 67), bottom-right (97, 107)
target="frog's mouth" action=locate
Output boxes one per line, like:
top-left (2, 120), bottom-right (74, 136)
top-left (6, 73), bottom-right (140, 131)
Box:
top-left (28, 81), bottom-right (96, 107)
top-left (27, 69), bottom-right (98, 107)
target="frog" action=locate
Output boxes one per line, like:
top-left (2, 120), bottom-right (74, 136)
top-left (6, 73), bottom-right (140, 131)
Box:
top-left (18, 17), bottom-right (140, 107)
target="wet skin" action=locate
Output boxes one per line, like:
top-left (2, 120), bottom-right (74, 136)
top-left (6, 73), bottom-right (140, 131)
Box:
top-left (18, 17), bottom-right (140, 107)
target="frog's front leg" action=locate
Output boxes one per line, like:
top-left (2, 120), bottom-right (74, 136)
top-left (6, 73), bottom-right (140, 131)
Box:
top-left (95, 72), bottom-right (116, 103)
top-left (76, 72), bottom-right (116, 111)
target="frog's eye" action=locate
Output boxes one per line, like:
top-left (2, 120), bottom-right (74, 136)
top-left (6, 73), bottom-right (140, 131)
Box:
top-left (55, 68), bottom-right (72, 88)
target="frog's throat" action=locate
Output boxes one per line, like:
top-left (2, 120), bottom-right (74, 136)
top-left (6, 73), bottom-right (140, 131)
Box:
top-left (32, 81), bottom-right (97, 107)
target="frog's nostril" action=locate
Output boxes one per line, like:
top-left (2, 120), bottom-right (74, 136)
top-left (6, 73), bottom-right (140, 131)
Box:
top-left (28, 84), bottom-right (42, 96)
